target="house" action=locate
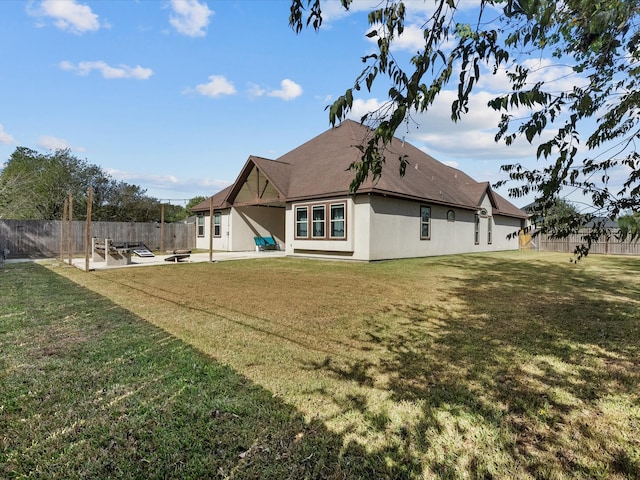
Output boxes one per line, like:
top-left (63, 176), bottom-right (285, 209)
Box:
top-left (191, 119), bottom-right (528, 261)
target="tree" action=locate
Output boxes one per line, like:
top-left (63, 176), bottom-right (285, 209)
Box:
top-left (0, 147), bottom-right (111, 220)
top-left (185, 196), bottom-right (206, 216)
top-left (290, 0), bottom-right (640, 257)
top-left (618, 211), bottom-right (640, 241)
top-left (537, 198), bottom-right (583, 239)
top-left (0, 147), bottom-right (163, 222)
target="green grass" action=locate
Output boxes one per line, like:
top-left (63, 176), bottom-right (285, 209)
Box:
top-left (2, 251), bottom-right (639, 479)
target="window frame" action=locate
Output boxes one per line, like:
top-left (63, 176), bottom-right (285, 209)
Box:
top-left (293, 201), bottom-right (348, 241)
top-left (420, 206), bottom-right (431, 240)
top-left (329, 203), bottom-right (346, 239)
top-left (311, 205), bottom-right (326, 238)
top-left (447, 209), bottom-right (455, 222)
top-left (487, 216), bottom-right (492, 244)
top-left (295, 206), bottom-right (309, 239)
top-left (197, 215), bottom-right (205, 237)
top-left (213, 212), bottom-right (221, 238)
top-left (474, 214), bottom-right (480, 245)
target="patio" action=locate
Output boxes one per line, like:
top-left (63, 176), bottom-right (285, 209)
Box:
top-left (70, 250), bottom-right (285, 271)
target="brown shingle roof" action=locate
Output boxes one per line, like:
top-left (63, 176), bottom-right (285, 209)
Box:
top-left (193, 119), bottom-right (527, 218)
top-left (190, 185), bottom-right (232, 212)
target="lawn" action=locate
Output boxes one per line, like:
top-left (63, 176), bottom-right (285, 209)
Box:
top-left (1, 251), bottom-right (639, 479)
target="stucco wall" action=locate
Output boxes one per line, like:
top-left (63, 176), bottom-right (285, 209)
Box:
top-left (195, 206), bottom-right (285, 252)
top-left (221, 194), bottom-right (522, 260)
top-left (194, 210), bottom-right (231, 251)
top-left (285, 198), bottom-right (361, 258)
top-left (230, 206), bottom-right (285, 251)
top-left (367, 195), bottom-right (521, 260)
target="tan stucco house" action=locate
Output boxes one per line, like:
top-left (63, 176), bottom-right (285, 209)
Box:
top-left (191, 120), bottom-right (528, 261)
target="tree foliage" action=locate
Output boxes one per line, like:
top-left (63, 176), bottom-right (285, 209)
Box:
top-left (290, 0), bottom-right (640, 256)
top-left (0, 147), bottom-right (165, 222)
top-left (618, 211), bottom-right (640, 241)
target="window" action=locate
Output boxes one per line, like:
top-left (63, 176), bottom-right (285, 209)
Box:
top-left (330, 203), bottom-right (345, 238)
top-left (295, 206), bottom-right (308, 238)
top-left (197, 215), bottom-right (204, 237)
top-left (474, 214), bottom-right (480, 244)
top-left (487, 216), bottom-right (492, 244)
top-left (447, 209), bottom-right (455, 222)
top-left (420, 206), bottom-right (431, 239)
top-left (213, 212), bottom-right (221, 237)
top-left (294, 201), bottom-right (348, 241)
top-left (312, 205), bottom-right (325, 238)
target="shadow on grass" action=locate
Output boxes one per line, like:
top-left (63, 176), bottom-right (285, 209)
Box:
top-left (0, 263), bottom-right (409, 479)
top-left (307, 254), bottom-right (640, 478)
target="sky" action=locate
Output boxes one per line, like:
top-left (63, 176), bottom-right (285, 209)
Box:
top-left (0, 0), bottom-right (623, 209)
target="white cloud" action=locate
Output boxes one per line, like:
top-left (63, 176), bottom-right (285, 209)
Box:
top-left (267, 79), bottom-right (303, 101)
top-left (29, 0), bottom-right (101, 34)
top-left (37, 135), bottom-right (85, 152)
top-left (59, 61), bottom-right (153, 80)
top-left (0, 124), bottom-right (16, 145)
top-left (189, 75), bottom-right (236, 97)
top-left (345, 88), bottom-right (553, 163)
top-left (169, 0), bottom-right (213, 38)
top-left (349, 98), bottom-right (387, 120)
top-left (105, 168), bottom-right (230, 195)
top-left (247, 82), bottom-right (267, 98)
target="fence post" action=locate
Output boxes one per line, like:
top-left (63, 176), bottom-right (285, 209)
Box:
top-left (85, 187), bottom-right (92, 272)
top-left (160, 204), bottom-right (165, 253)
top-left (67, 193), bottom-right (73, 265)
top-left (61, 198), bottom-right (68, 262)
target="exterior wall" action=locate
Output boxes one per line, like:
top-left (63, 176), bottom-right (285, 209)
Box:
top-left (203, 195), bottom-right (522, 260)
top-left (285, 197), bottom-right (368, 259)
top-left (195, 209), bottom-right (231, 251)
top-left (367, 195), bottom-right (521, 260)
top-left (195, 206), bottom-right (285, 252)
top-left (229, 206), bottom-right (285, 251)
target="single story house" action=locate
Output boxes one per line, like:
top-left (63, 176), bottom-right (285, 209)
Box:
top-left (191, 119), bottom-right (528, 261)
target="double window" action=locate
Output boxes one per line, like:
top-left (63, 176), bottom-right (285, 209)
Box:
top-left (295, 207), bottom-right (308, 237)
top-left (420, 206), bottom-right (431, 240)
top-left (213, 212), bottom-right (221, 237)
top-left (295, 202), bottom-right (346, 239)
top-left (197, 215), bottom-right (205, 237)
top-left (312, 206), bottom-right (325, 238)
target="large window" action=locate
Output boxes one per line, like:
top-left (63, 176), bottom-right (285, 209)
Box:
top-left (312, 205), bottom-right (326, 238)
top-left (420, 206), bottom-right (431, 240)
top-left (330, 204), bottom-right (345, 238)
top-left (294, 201), bottom-right (347, 240)
top-left (213, 212), bottom-right (221, 237)
top-left (474, 214), bottom-right (480, 245)
top-left (197, 215), bottom-right (204, 237)
top-left (295, 206), bottom-right (308, 238)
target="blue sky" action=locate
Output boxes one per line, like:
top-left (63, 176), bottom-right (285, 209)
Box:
top-left (0, 0), bottom-right (620, 208)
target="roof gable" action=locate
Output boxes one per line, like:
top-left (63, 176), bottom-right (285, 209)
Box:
top-left (225, 156), bottom-right (290, 206)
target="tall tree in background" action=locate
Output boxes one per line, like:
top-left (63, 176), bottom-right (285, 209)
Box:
top-left (0, 147), bottom-right (110, 220)
top-left (0, 147), bottom-right (163, 222)
top-left (290, 0), bottom-right (639, 256)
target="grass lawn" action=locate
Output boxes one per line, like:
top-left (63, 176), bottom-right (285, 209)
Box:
top-left (2, 251), bottom-right (639, 479)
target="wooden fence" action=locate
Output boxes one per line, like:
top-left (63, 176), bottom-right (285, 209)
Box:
top-left (534, 228), bottom-right (640, 256)
top-left (0, 219), bottom-right (195, 258)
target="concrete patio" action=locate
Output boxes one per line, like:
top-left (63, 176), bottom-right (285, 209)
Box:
top-left (69, 250), bottom-right (286, 271)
